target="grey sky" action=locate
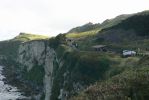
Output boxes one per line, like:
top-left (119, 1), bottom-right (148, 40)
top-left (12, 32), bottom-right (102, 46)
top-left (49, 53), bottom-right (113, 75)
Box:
top-left (0, 0), bottom-right (149, 40)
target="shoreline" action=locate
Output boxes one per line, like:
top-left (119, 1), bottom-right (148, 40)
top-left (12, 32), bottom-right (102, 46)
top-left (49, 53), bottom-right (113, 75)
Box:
top-left (0, 65), bottom-right (27, 100)
top-left (2, 63), bottom-right (43, 100)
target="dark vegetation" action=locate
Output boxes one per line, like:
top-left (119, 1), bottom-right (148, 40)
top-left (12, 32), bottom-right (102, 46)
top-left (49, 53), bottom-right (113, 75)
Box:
top-left (23, 64), bottom-right (45, 85)
top-left (103, 11), bottom-right (149, 36)
top-left (51, 45), bottom-right (111, 100)
top-left (100, 14), bottom-right (131, 29)
top-left (71, 65), bottom-right (149, 100)
top-left (49, 34), bottom-right (66, 49)
top-left (0, 40), bottom-right (21, 58)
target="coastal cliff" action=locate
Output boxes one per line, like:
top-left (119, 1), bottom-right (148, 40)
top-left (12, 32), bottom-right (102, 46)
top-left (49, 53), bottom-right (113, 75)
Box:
top-left (18, 40), bottom-right (56, 100)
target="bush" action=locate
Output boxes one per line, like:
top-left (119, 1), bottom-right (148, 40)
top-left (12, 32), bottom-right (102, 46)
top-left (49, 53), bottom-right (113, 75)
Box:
top-left (49, 34), bottom-right (66, 49)
top-left (24, 64), bottom-right (45, 85)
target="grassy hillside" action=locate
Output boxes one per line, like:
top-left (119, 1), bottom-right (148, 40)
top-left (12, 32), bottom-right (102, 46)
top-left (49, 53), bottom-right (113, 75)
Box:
top-left (12, 33), bottom-right (49, 42)
top-left (70, 10), bottom-right (149, 51)
top-left (51, 45), bottom-right (112, 100)
top-left (100, 14), bottom-right (132, 29)
top-left (62, 10), bottom-right (149, 100)
top-left (102, 10), bottom-right (149, 36)
top-left (66, 14), bottom-right (131, 39)
top-left (67, 22), bottom-right (101, 33)
top-left (71, 56), bottom-right (149, 100)
top-left (66, 29), bottom-right (100, 38)
top-left (50, 39), bottom-right (141, 99)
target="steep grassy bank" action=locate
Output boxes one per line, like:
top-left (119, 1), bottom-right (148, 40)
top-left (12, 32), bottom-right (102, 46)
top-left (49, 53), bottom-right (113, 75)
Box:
top-left (48, 32), bottom-right (140, 99)
top-left (50, 45), bottom-right (112, 100)
top-left (71, 56), bottom-right (149, 100)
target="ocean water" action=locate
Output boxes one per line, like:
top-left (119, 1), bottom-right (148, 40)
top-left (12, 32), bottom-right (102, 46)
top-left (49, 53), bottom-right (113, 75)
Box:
top-left (0, 66), bottom-right (26, 100)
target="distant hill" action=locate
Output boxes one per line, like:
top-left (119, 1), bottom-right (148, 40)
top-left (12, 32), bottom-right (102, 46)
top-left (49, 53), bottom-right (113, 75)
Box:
top-left (92, 10), bottom-right (149, 48)
top-left (67, 14), bottom-right (132, 34)
top-left (67, 22), bottom-right (101, 33)
top-left (100, 14), bottom-right (132, 29)
top-left (66, 10), bottom-right (149, 51)
top-left (66, 14), bottom-right (132, 38)
top-left (102, 10), bottom-right (149, 36)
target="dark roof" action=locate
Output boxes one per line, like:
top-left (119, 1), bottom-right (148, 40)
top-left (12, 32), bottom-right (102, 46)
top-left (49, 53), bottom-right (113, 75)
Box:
top-left (92, 45), bottom-right (106, 48)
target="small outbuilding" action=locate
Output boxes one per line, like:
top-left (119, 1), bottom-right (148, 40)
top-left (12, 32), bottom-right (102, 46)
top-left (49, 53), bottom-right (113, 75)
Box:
top-left (92, 45), bottom-right (107, 52)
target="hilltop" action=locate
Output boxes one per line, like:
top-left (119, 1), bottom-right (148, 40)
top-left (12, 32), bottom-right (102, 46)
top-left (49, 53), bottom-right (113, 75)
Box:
top-left (66, 13), bottom-right (131, 38)
top-left (0, 33), bottom-right (49, 61)
top-left (12, 32), bottom-right (49, 42)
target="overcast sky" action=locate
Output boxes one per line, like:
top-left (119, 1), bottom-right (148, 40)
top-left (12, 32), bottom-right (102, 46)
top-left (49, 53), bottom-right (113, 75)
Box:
top-left (0, 0), bottom-right (149, 41)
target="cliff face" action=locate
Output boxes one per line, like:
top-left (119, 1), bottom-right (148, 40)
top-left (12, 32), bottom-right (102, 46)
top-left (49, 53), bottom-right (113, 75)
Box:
top-left (17, 40), bottom-right (87, 100)
top-left (18, 40), bottom-right (57, 100)
top-left (16, 39), bottom-right (108, 100)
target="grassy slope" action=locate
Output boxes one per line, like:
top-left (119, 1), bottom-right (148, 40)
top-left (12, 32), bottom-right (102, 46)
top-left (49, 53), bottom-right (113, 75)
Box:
top-left (48, 33), bottom-right (141, 99)
top-left (51, 45), bottom-right (112, 100)
top-left (12, 33), bottom-right (49, 42)
top-left (65, 13), bottom-right (132, 51)
top-left (51, 42), bottom-right (141, 100)
top-left (100, 14), bottom-right (132, 29)
top-left (96, 10), bottom-right (149, 52)
top-left (106, 10), bottom-right (149, 36)
top-left (67, 11), bottom-right (149, 52)
top-left (66, 13), bottom-right (131, 39)
top-left (67, 22), bottom-right (101, 33)
top-left (64, 10), bottom-right (149, 100)
top-left (66, 29), bottom-right (100, 38)
top-left (71, 56), bottom-right (149, 100)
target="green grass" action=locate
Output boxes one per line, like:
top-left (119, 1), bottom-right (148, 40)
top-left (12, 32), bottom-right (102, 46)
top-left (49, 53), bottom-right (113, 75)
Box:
top-left (53, 45), bottom-right (141, 100)
top-left (24, 64), bottom-right (45, 85)
top-left (70, 56), bottom-right (149, 100)
top-left (0, 40), bottom-right (20, 59)
top-left (51, 46), bottom-right (114, 100)
top-left (100, 14), bottom-right (131, 29)
top-left (66, 29), bottom-right (100, 38)
top-left (12, 33), bottom-right (49, 42)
